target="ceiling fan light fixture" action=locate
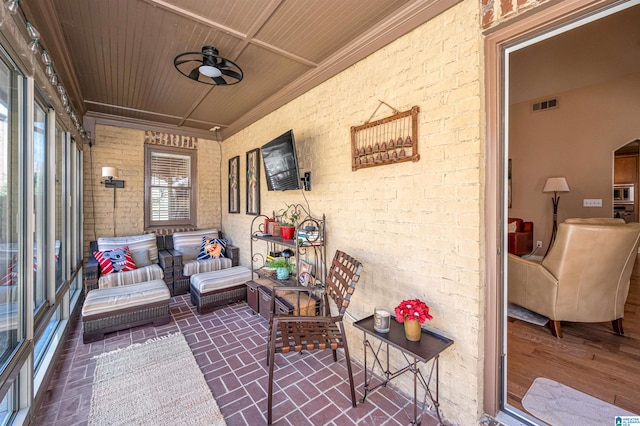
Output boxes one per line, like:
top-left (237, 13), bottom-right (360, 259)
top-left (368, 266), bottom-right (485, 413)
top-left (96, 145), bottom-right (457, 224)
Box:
top-left (198, 65), bottom-right (222, 78)
top-left (174, 46), bottom-right (243, 86)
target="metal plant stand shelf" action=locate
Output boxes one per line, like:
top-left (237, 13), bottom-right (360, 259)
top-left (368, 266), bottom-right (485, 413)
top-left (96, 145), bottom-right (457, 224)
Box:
top-left (354, 315), bottom-right (453, 425)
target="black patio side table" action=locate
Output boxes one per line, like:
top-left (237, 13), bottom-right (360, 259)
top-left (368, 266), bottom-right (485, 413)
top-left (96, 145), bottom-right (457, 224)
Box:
top-left (353, 315), bottom-right (453, 425)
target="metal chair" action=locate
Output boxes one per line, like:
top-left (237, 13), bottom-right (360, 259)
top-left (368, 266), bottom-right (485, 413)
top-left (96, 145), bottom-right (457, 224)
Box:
top-left (266, 250), bottom-right (363, 424)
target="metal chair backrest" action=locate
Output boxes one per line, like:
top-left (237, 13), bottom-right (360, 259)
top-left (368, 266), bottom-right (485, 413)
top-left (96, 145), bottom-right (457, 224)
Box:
top-left (325, 250), bottom-right (363, 317)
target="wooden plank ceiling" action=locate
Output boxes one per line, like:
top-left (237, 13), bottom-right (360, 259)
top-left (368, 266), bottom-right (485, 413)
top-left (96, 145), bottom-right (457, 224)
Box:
top-left (21, 0), bottom-right (459, 139)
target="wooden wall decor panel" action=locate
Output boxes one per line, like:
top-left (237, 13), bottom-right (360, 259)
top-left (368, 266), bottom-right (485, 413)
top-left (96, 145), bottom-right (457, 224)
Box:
top-left (144, 130), bottom-right (198, 150)
top-left (350, 104), bottom-right (419, 171)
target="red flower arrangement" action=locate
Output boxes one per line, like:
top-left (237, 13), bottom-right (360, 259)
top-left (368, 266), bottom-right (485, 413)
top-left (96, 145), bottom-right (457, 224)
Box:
top-left (395, 299), bottom-right (433, 324)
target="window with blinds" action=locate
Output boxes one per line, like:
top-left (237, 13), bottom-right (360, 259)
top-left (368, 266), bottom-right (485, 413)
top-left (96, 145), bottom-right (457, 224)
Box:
top-left (145, 145), bottom-right (197, 227)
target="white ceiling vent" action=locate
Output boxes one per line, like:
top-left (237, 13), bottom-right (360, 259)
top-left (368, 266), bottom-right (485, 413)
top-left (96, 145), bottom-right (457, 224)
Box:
top-left (531, 98), bottom-right (558, 112)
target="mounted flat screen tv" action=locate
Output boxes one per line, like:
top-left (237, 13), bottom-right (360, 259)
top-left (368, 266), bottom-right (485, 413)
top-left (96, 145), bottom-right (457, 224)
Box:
top-left (261, 130), bottom-right (301, 191)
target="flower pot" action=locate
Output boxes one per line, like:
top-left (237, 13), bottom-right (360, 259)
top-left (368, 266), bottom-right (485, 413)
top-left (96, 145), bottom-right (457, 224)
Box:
top-left (280, 226), bottom-right (296, 240)
top-left (276, 267), bottom-right (290, 280)
top-left (404, 319), bottom-right (421, 342)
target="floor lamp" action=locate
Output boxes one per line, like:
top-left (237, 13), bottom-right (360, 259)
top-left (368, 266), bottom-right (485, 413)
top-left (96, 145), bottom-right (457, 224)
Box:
top-left (543, 177), bottom-right (570, 256)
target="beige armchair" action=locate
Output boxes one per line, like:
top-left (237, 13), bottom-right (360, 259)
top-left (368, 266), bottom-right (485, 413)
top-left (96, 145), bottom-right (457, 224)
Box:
top-left (508, 218), bottom-right (640, 337)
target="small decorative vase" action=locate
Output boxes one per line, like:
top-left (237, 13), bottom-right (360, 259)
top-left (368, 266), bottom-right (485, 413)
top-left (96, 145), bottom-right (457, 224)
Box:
top-left (276, 267), bottom-right (289, 280)
top-left (404, 318), bottom-right (422, 342)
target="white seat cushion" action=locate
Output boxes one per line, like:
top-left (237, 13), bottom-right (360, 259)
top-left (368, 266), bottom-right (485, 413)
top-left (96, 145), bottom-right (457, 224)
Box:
top-left (183, 257), bottom-right (233, 276)
top-left (98, 264), bottom-right (163, 289)
top-left (190, 266), bottom-right (252, 294)
top-left (82, 279), bottom-right (170, 317)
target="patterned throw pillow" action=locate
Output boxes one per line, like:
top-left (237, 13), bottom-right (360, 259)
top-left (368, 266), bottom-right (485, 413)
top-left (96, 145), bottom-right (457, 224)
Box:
top-left (197, 237), bottom-right (227, 260)
top-left (93, 246), bottom-right (137, 275)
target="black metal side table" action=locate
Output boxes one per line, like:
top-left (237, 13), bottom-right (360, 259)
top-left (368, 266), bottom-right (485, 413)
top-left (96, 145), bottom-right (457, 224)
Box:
top-left (353, 315), bottom-right (453, 425)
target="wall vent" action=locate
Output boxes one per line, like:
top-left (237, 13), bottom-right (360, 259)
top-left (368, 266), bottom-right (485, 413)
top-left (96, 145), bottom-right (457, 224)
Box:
top-left (531, 98), bottom-right (558, 112)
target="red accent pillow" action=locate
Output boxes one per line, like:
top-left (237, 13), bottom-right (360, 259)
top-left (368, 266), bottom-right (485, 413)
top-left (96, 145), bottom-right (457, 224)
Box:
top-left (93, 246), bottom-right (137, 275)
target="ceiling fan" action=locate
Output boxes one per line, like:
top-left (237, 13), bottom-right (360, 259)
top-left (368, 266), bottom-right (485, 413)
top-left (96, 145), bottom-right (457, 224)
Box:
top-left (174, 46), bottom-right (243, 86)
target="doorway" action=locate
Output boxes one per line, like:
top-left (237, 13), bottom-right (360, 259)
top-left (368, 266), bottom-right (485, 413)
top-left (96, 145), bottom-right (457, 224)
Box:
top-left (614, 140), bottom-right (640, 223)
top-left (485, 0), bottom-right (640, 423)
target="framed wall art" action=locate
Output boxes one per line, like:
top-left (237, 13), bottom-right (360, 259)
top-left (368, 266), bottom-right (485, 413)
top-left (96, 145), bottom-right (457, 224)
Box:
top-left (229, 156), bottom-right (240, 213)
top-left (246, 148), bottom-right (260, 215)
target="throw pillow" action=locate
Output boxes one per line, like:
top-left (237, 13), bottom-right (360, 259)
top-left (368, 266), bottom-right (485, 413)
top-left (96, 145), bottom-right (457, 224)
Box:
top-left (93, 246), bottom-right (137, 275)
top-left (197, 237), bottom-right (227, 260)
top-left (177, 245), bottom-right (201, 262)
top-left (130, 248), bottom-right (152, 268)
top-left (507, 221), bottom-right (517, 233)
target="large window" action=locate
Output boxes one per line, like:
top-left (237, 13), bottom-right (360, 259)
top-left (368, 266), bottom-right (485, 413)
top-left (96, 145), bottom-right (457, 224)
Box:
top-left (144, 145), bottom-right (196, 228)
top-left (0, 53), bottom-right (23, 368)
top-left (0, 25), bottom-right (85, 422)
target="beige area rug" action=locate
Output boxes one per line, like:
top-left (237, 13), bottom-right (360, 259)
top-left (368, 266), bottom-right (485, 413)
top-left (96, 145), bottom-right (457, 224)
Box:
top-left (89, 333), bottom-right (226, 426)
top-left (522, 377), bottom-right (637, 426)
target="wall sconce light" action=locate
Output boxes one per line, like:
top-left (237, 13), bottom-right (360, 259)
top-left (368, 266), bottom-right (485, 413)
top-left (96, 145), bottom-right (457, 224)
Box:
top-left (101, 167), bottom-right (125, 188)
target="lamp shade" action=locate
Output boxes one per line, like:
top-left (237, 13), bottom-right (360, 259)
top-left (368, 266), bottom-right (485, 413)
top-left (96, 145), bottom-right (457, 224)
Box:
top-left (543, 177), bottom-right (570, 193)
top-left (102, 167), bottom-right (118, 179)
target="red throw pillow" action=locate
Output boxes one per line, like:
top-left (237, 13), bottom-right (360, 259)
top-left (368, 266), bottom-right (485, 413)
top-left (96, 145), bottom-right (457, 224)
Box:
top-left (93, 246), bottom-right (137, 275)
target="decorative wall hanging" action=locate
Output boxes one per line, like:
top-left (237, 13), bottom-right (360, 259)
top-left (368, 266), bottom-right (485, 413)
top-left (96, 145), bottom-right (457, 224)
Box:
top-left (228, 156), bottom-right (240, 213)
top-left (351, 102), bottom-right (419, 171)
top-left (246, 149), bottom-right (260, 215)
top-left (144, 130), bottom-right (198, 149)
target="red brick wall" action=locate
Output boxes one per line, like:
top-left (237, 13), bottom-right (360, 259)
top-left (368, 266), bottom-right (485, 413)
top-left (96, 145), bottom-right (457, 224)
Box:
top-left (482, 0), bottom-right (551, 28)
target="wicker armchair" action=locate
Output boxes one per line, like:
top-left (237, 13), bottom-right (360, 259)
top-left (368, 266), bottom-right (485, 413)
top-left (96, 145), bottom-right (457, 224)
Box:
top-left (266, 250), bottom-right (362, 424)
top-left (162, 229), bottom-right (239, 296)
top-left (84, 233), bottom-right (169, 293)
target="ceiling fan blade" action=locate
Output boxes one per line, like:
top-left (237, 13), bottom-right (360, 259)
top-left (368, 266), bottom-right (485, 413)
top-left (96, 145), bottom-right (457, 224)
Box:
top-left (175, 58), bottom-right (202, 66)
top-left (220, 69), bottom-right (241, 80)
top-left (216, 58), bottom-right (232, 68)
top-left (212, 76), bottom-right (227, 85)
top-left (188, 67), bottom-right (200, 80)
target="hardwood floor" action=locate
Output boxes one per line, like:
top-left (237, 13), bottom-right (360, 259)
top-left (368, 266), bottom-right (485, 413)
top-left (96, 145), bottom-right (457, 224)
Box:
top-left (507, 254), bottom-right (640, 416)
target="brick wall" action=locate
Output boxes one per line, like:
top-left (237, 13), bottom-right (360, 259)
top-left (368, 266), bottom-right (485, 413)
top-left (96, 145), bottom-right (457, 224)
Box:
top-left (222, 1), bottom-right (483, 424)
top-left (482, 0), bottom-right (551, 28)
top-left (82, 124), bottom-right (221, 257)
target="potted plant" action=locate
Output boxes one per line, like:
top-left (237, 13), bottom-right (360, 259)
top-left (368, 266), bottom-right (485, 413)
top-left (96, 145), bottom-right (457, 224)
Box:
top-left (278, 204), bottom-right (300, 239)
top-left (266, 258), bottom-right (293, 280)
top-left (395, 299), bottom-right (433, 342)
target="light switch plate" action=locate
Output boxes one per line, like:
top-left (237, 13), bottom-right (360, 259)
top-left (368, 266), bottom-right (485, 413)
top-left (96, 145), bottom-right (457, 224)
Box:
top-left (583, 199), bottom-right (602, 207)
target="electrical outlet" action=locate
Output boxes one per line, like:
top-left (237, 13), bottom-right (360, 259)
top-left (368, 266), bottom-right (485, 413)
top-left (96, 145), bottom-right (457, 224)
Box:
top-left (536, 241), bottom-right (543, 248)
